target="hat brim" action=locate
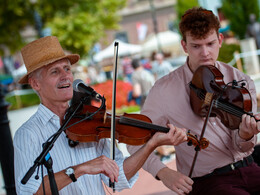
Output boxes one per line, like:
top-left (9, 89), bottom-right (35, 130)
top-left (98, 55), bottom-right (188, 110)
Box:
top-left (18, 54), bottom-right (80, 84)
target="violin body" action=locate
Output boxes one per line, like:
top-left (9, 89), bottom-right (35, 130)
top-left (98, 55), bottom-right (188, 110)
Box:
top-left (66, 105), bottom-right (166, 145)
top-left (190, 65), bottom-right (253, 130)
top-left (65, 105), bottom-right (209, 149)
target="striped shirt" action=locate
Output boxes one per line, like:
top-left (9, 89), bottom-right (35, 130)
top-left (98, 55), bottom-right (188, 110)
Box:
top-left (14, 104), bottom-right (138, 195)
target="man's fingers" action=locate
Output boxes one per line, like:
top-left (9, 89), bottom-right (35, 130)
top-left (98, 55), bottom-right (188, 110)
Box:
top-left (103, 158), bottom-right (119, 182)
top-left (86, 155), bottom-right (119, 182)
top-left (173, 128), bottom-right (187, 144)
top-left (178, 178), bottom-right (193, 194)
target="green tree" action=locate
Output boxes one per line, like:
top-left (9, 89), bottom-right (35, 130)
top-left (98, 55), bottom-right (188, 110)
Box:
top-left (0, 0), bottom-right (33, 55)
top-left (221, 0), bottom-right (259, 39)
top-left (0, 0), bottom-right (126, 57)
top-left (176, 0), bottom-right (199, 21)
top-left (173, 0), bottom-right (199, 33)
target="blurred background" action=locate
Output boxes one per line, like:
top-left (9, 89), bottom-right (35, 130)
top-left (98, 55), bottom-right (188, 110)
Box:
top-left (2, 0), bottom-right (260, 194)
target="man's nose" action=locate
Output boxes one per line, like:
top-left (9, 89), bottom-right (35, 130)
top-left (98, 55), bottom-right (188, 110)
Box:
top-left (201, 46), bottom-right (209, 56)
top-left (60, 69), bottom-right (70, 79)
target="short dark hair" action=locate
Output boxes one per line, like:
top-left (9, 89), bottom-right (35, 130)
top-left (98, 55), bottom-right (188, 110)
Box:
top-left (179, 7), bottom-right (220, 41)
top-left (131, 58), bottom-right (140, 69)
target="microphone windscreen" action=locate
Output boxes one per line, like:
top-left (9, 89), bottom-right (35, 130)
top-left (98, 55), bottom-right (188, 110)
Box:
top-left (72, 79), bottom-right (83, 92)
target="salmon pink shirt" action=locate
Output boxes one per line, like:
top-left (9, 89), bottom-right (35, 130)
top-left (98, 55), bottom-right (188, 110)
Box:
top-left (128, 60), bottom-right (257, 178)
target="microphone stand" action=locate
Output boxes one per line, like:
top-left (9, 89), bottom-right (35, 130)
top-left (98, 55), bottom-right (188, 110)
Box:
top-left (21, 98), bottom-right (86, 194)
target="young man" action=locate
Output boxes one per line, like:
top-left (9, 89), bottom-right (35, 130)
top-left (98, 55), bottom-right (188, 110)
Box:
top-left (14, 36), bottom-right (188, 195)
top-left (128, 7), bottom-right (260, 195)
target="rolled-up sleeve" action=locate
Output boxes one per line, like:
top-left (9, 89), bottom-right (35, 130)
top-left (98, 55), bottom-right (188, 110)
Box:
top-left (127, 145), bottom-right (166, 178)
top-left (100, 139), bottom-right (138, 191)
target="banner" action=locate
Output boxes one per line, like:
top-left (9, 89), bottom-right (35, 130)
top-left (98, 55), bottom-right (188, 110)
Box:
top-left (136, 22), bottom-right (148, 41)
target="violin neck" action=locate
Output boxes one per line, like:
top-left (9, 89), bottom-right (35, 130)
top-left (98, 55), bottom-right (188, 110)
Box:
top-left (119, 116), bottom-right (169, 133)
top-left (203, 91), bottom-right (258, 121)
top-left (215, 98), bottom-right (259, 121)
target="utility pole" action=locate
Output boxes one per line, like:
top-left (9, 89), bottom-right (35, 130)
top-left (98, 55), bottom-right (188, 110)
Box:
top-left (0, 84), bottom-right (16, 195)
top-left (148, 0), bottom-right (162, 53)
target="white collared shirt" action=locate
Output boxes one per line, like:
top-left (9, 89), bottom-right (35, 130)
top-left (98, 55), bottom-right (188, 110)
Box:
top-left (14, 104), bottom-right (138, 195)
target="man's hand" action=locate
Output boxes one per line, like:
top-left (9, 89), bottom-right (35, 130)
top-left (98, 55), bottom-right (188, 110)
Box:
top-left (78, 155), bottom-right (119, 182)
top-left (239, 114), bottom-right (260, 140)
top-left (151, 124), bottom-right (187, 147)
top-left (157, 167), bottom-right (193, 195)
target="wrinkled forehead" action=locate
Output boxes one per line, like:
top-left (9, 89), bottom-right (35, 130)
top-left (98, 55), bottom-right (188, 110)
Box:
top-left (44, 58), bottom-right (71, 70)
top-left (49, 58), bottom-right (71, 67)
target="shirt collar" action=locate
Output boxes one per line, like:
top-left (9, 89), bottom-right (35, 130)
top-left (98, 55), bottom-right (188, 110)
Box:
top-left (183, 57), bottom-right (194, 85)
top-left (37, 103), bottom-right (59, 126)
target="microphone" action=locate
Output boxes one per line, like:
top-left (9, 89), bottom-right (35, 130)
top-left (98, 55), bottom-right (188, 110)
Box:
top-left (73, 79), bottom-right (102, 100)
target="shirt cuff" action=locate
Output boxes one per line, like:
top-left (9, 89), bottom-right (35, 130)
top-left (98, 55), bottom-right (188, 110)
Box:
top-left (235, 130), bottom-right (256, 152)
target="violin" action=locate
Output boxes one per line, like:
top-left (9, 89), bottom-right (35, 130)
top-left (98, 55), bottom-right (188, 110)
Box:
top-left (65, 104), bottom-right (209, 150)
top-left (189, 65), bottom-right (258, 130)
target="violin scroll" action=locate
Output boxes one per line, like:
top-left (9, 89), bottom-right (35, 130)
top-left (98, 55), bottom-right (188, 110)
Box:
top-left (187, 130), bottom-right (209, 151)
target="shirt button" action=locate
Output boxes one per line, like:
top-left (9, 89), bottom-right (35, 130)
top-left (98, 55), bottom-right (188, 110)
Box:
top-left (212, 122), bottom-right (216, 125)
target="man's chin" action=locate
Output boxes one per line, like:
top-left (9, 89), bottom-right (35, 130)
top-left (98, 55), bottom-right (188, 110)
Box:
top-left (200, 62), bottom-right (214, 66)
top-left (62, 94), bottom-right (73, 102)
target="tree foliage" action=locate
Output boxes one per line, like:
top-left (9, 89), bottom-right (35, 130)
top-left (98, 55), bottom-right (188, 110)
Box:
top-left (221, 0), bottom-right (259, 39)
top-left (0, 0), bottom-right (33, 55)
top-left (173, 0), bottom-right (199, 34)
top-left (176, 0), bottom-right (199, 21)
top-left (0, 0), bottom-right (126, 57)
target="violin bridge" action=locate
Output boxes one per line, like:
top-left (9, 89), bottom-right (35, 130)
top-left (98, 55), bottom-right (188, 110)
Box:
top-left (204, 92), bottom-right (214, 105)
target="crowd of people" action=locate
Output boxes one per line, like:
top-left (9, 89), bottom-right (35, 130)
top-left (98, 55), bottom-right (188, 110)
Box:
top-left (124, 52), bottom-right (174, 107)
top-left (11, 6), bottom-right (260, 195)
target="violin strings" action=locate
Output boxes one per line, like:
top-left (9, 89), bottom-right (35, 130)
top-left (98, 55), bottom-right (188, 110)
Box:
top-left (215, 100), bottom-right (245, 117)
top-left (109, 115), bottom-right (167, 131)
top-left (192, 84), bottom-right (253, 121)
top-left (120, 116), bottom-right (169, 132)
top-left (121, 117), bottom-right (155, 130)
top-left (198, 91), bottom-right (246, 118)
top-left (120, 116), bottom-right (148, 128)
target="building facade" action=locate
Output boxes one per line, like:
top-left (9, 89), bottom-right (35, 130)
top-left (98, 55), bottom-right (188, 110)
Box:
top-left (100, 0), bottom-right (177, 50)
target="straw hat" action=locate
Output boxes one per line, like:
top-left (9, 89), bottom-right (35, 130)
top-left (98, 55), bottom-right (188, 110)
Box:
top-left (19, 36), bottom-right (80, 84)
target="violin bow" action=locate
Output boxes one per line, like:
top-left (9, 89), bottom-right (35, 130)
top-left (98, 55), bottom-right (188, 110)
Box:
top-left (110, 41), bottom-right (119, 192)
top-left (188, 93), bottom-right (215, 178)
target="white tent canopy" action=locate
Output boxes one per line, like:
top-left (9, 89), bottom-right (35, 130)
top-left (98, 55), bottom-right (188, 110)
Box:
top-left (142, 31), bottom-right (181, 53)
top-left (93, 39), bottom-right (142, 62)
top-left (11, 64), bottom-right (27, 81)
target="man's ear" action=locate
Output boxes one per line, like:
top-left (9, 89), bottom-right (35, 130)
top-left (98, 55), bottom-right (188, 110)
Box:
top-left (29, 77), bottom-right (40, 91)
top-left (218, 33), bottom-right (224, 47)
top-left (181, 40), bottom-right (188, 53)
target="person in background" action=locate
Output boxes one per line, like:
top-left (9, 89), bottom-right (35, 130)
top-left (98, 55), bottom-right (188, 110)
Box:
top-left (151, 52), bottom-right (176, 159)
top-left (140, 56), bottom-right (152, 71)
top-left (246, 13), bottom-right (260, 49)
top-left (122, 55), bottom-right (134, 83)
top-left (128, 7), bottom-right (260, 195)
top-left (13, 36), bottom-right (188, 195)
top-left (152, 52), bottom-right (173, 80)
top-left (130, 58), bottom-right (155, 108)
